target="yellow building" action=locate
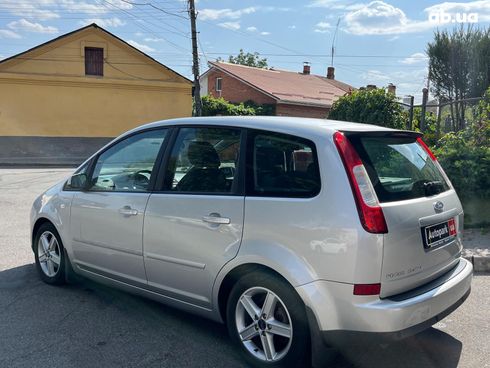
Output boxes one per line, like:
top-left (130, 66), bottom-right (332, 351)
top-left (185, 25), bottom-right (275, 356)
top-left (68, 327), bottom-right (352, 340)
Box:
top-left (0, 23), bottom-right (192, 165)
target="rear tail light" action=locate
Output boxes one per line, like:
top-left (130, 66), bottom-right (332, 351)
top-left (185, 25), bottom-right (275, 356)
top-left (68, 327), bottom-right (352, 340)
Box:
top-left (353, 283), bottom-right (381, 296)
top-left (333, 132), bottom-right (388, 234)
top-left (417, 137), bottom-right (453, 188)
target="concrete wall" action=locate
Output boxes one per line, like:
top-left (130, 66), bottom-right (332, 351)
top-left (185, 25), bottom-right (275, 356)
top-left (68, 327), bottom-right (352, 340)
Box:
top-left (0, 26), bottom-right (192, 164)
top-left (0, 136), bottom-right (111, 166)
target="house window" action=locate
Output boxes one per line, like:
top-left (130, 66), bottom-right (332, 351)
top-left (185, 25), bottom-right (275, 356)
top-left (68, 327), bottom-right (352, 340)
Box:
top-left (85, 47), bottom-right (104, 76)
top-left (215, 77), bottom-right (222, 92)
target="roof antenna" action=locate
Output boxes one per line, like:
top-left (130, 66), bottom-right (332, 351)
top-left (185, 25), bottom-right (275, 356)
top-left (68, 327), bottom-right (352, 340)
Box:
top-left (331, 18), bottom-right (341, 67)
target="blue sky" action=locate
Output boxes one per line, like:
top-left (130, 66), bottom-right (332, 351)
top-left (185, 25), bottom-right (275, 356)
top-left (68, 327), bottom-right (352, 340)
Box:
top-left (0, 0), bottom-right (489, 102)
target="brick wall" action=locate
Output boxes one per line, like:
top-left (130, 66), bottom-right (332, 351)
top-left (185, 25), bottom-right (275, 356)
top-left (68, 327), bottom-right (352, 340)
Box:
top-left (206, 68), bottom-right (331, 119)
top-left (207, 69), bottom-right (276, 105)
top-left (276, 104), bottom-right (330, 119)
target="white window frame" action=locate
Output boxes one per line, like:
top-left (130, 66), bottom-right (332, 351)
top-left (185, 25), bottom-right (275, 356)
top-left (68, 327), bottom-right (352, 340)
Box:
top-left (215, 77), bottom-right (222, 92)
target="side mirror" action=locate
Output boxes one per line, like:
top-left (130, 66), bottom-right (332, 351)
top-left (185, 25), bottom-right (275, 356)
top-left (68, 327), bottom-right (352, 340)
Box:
top-left (67, 173), bottom-right (88, 190)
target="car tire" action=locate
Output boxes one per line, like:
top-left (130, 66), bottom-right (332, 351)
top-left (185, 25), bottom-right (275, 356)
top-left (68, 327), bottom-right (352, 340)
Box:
top-left (226, 271), bottom-right (310, 368)
top-left (34, 222), bottom-right (66, 285)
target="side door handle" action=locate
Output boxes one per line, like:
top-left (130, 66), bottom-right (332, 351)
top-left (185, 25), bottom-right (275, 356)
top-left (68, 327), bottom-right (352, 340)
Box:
top-left (202, 213), bottom-right (231, 225)
top-left (118, 206), bottom-right (139, 216)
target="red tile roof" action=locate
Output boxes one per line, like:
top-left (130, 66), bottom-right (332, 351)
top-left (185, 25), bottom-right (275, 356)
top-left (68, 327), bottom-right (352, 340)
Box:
top-left (207, 61), bottom-right (354, 108)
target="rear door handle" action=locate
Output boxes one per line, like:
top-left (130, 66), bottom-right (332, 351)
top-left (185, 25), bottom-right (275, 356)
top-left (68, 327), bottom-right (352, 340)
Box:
top-left (202, 213), bottom-right (230, 225)
top-left (119, 206), bottom-right (139, 216)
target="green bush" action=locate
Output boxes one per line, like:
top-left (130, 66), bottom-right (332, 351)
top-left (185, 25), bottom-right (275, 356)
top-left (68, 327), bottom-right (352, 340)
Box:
top-left (408, 107), bottom-right (438, 146)
top-left (431, 87), bottom-right (490, 226)
top-left (201, 95), bottom-right (256, 116)
top-left (328, 88), bottom-right (405, 129)
top-left (201, 96), bottom-right (275, 116)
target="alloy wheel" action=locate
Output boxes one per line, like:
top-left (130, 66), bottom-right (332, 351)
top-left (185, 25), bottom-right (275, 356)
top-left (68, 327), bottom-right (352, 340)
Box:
top-left (37, 231), bottom-right (61, 278)
top-left (235, 286), bottom-right (293, 362)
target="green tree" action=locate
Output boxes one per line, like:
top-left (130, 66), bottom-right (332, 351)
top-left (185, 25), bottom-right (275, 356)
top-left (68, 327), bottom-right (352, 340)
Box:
top-left (427, 26), bottom-right (490, 130)
top-left (328, 88), bottom-right (405, 129)
top-left (221, 49), bottom-right (268, 68)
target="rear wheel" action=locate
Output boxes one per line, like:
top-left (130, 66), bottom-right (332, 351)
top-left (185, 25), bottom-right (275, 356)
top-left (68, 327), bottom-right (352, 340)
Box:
top-left (226, 272), bottom-right (310, 368)
top-left (34, 223), bottom-right (66, 285)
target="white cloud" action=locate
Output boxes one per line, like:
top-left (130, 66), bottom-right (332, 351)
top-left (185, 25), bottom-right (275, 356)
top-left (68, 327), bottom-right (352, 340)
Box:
top-left (0, 29), bottom-right (21, 39)
top-left (8, 19), bottom-right (58, 34)
top-left (288, 25), bottom-right (297, 29)
top-left (308, 0), bottom-right (364, 10)
top-left (144, 37), bottom-right (164, 42)
top-left (246, 26), bottom-right (258, 32)
top-left (308, 0), bottom-right (338, 7)
top-left (314, 21), bottom-right (332, 33)
top-left (218, 22), bottom-right (241, 31)
top-left (260, 31), bottom-right (270, 36)
top-left (362, 69), bottom-right (390, 82)
top-left (317, 21), bottom-right (332, 28)
top-left (60, 0), bottom-right (132, 14)
top-left (0, 0), bottom-right (59, 21)
top-left (387, 35), bottom-right (400, 42)
top-left (400, 52), bottom-right (427, 65)
top-left (343, 1), bottom-right (434, 35)
top-left (80, 17), bottom-right (125, 28)
top-left (200, 7), bottom-right (256, 21)
top-left (425, 1), bottom-right (490, 22)
top-left (358, 67), bottom-right (428, 99)
top-left (128, 40), bottom-right (155, 53)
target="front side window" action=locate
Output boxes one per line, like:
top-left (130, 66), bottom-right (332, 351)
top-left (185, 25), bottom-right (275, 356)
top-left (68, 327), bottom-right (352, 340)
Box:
top-left (248, 131), bottom-right (321, 197)
top-left (89, 129), bottom-right (167, 192)
top-left (165, 127), bottom-right (241, 193)
top-left (216, 77), bottom-right (222, 92)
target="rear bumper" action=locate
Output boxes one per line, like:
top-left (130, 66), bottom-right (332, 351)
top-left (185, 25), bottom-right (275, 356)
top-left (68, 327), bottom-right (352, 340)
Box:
top-left (296, 258), bottom-right (472, 365)
top-left (319, 286), bottom-right (470, 345)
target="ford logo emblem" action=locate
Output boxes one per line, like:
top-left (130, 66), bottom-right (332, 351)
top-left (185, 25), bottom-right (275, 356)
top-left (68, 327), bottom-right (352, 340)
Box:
top-left (434, 201), bottom-right (444, 213)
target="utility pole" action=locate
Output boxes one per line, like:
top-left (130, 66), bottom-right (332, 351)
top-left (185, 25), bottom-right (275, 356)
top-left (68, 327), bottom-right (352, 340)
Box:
top-left (188, 0), bottom-right (202, 116)
top-left (420, 87), bottom-right (429, 132)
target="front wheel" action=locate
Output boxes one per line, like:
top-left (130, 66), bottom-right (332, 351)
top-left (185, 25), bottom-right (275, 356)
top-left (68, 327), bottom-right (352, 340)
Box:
top-left (34, 223), bottom-right (66, 285)
top-left (226, 272), bottom-right (310, 368)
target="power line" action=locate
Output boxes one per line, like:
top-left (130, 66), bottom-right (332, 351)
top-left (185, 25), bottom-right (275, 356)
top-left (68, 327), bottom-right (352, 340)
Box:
top-left (118, 0), bottom-right (189, 19)
top-left (97, 0), bottom-right (191, 54)
top-left (204, 52), bottom-right (429, 59)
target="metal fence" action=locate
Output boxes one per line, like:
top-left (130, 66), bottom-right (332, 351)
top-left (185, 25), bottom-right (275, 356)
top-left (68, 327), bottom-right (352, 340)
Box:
top-left (398, 94), bottom-right (484, 138)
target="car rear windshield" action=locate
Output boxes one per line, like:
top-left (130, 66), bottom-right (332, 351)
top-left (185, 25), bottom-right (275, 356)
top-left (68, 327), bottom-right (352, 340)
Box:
top-left (350, 135), bottom-right (450, 203)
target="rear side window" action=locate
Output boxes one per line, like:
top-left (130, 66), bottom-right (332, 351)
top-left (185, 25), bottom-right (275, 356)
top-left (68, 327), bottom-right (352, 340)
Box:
top-left (247, 131), bottom-right (320, 197)
top-left (352, 136), bottom-right (450, 202)
top-left (164, 127), bottom-right (241, 193)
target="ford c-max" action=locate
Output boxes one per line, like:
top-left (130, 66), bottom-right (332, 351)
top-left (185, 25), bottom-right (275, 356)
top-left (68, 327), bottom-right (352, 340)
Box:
top-left (31, 117), bottom-right (473, 367)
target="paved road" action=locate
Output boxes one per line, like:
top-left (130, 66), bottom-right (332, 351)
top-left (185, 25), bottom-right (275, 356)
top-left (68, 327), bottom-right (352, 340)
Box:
top-left (0, 169), bottom-right (489, 368)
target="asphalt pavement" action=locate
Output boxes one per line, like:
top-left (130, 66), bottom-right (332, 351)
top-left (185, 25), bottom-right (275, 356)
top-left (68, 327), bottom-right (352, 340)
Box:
top-left (0, 168), bottom-right (489, 368)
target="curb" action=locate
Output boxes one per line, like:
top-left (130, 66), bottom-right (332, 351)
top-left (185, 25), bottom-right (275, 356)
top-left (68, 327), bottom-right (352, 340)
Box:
top-left (462, 248), bottom-right (490, 273)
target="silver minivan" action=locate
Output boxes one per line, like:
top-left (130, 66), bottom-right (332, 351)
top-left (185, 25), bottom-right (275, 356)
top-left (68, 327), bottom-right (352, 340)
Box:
top-left (31, 117), bottom-right (473, 368)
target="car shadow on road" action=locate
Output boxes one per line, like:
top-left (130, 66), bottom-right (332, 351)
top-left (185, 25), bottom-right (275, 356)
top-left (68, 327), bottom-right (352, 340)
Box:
top-left (0, 264), bottom-right (462, 368)
top-left (331, 328), bottom-right (462, 368)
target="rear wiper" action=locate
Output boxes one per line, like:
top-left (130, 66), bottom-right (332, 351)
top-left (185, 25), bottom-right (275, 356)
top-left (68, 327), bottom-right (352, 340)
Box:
top-left (423, 180), bottom-right (444, 196)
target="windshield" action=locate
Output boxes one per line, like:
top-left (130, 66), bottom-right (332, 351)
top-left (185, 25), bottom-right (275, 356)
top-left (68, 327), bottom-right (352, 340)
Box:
top-left (351, 136), bottom-right (450, 203)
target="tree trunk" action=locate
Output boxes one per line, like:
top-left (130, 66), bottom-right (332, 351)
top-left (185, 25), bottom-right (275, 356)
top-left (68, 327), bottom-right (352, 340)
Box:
top-left (449, 101), bottom-right (456, 131)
